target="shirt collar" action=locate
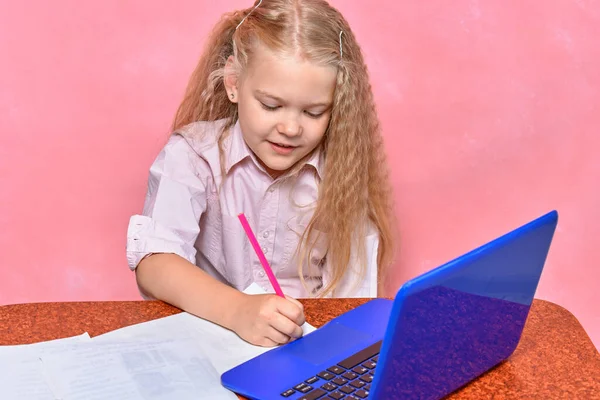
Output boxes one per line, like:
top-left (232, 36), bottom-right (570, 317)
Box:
top-left (224, 120), bottom-right (252, 174)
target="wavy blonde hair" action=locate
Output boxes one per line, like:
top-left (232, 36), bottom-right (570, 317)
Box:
top-left (172, 0), bottom-right (396, 297)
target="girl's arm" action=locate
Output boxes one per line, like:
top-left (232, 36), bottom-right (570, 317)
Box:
top-left (136, 253), bottom-right (305, 347)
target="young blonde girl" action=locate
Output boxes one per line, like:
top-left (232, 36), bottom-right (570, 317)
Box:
top-left (126, 0), bottom-right (395, 347)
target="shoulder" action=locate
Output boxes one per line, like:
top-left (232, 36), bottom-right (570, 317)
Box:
top-left (146, 120), bottom-right (222, 185)
top-left (152, 119), bottom-right (229, 181)
top-left (173, 119), bottom-right (228, 156)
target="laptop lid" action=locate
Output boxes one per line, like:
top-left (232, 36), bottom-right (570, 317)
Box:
top-left (370, 210), bottom-right (558, 399)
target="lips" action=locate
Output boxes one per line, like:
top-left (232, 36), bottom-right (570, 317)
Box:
top-left (269, 141), bottom-right (297, 155)
top-left (269, 141), bottom-right (296, 148)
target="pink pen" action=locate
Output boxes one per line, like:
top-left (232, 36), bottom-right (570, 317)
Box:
top-left (238, 213), bottom-right (285, 298)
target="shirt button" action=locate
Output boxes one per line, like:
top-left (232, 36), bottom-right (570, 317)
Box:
top-left (258, 271), bottom-right (265, 278)
top-left (269, 186), bottom-right (275, 192)
top-left (262, 247), bottom-right (268, 254)
top-left (263, 231), bottom-right (269, 238)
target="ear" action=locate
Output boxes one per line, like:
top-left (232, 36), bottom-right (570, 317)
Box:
top-left (224, 55), bottom-right (239, 104)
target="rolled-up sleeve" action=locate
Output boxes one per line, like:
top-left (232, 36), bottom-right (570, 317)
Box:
top-left (126, 134), bottom-right (208, 270)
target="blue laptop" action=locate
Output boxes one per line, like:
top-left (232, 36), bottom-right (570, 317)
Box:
top-left (221, 210), bottom-right (558, 400)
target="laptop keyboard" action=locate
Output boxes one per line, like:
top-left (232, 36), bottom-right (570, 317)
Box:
top-left (280, 340), bottom-right (382, 399)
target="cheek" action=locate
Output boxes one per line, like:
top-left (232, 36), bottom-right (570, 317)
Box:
top-left (238, 102), bottom-right (260, 133)
top-left (239, 99), bottom-right (271, 128)
top-left (304, 128), bottom-right (327, 149)
top-left (309, 117), bottom-right (330, 140)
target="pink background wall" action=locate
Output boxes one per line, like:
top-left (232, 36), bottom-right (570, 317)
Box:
top-left (1, 1), bottom-right (598, 348)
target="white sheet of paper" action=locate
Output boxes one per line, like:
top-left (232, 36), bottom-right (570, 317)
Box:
top-left (0, 358), bottom-right (56, 400)
top-left (94, 282), bottom-right (317, 374)
top-left (0, 332), bottom-right (91, 356)
top-left (40, 338), bottom-right (237, 400)
top-left (241, 282), bottom-right (269, 295)
top-left (0, 333), bottom-right (91, 400)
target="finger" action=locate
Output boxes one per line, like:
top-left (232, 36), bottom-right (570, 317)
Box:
top-left (285, 295), bottom-right (304, 311)
top-left (265, 326), bottom-right (292, 345)
top-left (255, 336), bottom-right (279, 348)
top-left (278, 298), bottom-right (306, 326)
top-left (270, 312), bottom-right (304, 340)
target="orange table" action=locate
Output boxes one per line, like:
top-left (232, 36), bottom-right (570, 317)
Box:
top-left (1, 298), bottom-right (599, 399)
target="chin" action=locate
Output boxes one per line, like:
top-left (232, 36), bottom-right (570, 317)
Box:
top-left (265, 163), bottom-right (293, 175)
top-left (268, 166), bottom-right (290, 173)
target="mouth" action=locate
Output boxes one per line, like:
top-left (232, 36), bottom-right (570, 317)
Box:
top-left (269, 141), bottom-right (297, 149)
top-left (269, 141), bottom-right (297, 155)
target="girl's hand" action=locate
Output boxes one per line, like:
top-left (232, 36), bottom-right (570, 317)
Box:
top-left (230, 293), bottom-right (306, 347)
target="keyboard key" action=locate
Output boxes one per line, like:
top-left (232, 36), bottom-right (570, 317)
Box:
top-left (281, 388), bottom-right (295, 397)
top-left (345, 396), bottom-right (361, 400)
top-left (359, 374), bottom-right (373, 383)
top-left (298, 388), bottom-right (327, 400)
top-left (372, 355), bottom-right (379, 362)
top-left (350, 379), bottom-right (366, 389)
top-left (306, 376), bottom-right (319, 384)
top-left (317, 371), bottom-right (335, 380)
top-left (338, 341), bottom-right (382, 369)
top-left (327, 365), bottom-right (345, 375)
top-left (342, 371), bottom-right (358, 380)
top-left (362, 361), bottom-right (376, 369)
top-left (321, 382), bottom-right (337, 391)
top-left (295, 383), bottom-right (309, 391)
top-left (299, 385), bottom-right (313, 393)
top-left (339, 385), bottom-right (356, 394)
top-left (332, 377), bottom-right (348, 386)
top-left (352, 366), bottom-right (368, 375)
top-left (365, 384), bottom-right (371, 391)
top-left (328, 392), bottom-right (345, 400)
top-left (354, 389), bottom-right (369, 398)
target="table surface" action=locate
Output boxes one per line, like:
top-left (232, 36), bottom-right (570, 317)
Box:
top-left (1, 298), bottom-right (599, 399)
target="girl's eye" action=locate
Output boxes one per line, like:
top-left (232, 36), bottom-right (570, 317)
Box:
top-left (305, 111), bottom-right (325, 119)
top-left (260, 103), bottom-right (280, 111)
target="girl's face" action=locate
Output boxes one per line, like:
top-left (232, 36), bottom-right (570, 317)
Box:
top-left (227, 43), bottom-right (337, 178)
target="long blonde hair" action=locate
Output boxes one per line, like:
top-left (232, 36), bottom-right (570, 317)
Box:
top-left (172, 0), bottom-right (396, 297)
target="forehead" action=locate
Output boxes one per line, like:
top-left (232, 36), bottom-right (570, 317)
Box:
top-left (242, 44), bottom-right (337, 103)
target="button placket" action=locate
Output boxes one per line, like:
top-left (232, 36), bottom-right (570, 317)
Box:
top-left (254, 183), bottom-right (279, 282)
top-left (261, 183), bottom-right (280, 274)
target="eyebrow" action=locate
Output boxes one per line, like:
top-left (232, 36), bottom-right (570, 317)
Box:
top-left (255, 90), bottom-right (332, 108)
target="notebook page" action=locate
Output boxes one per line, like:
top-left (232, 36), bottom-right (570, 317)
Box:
top-left (0, 333), bottom-right (91, 400)
top-left (40, 338), bottom-right (237, 400)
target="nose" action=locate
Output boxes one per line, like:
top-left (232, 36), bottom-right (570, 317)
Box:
top-left (277, 115), bottom-right (302, 137)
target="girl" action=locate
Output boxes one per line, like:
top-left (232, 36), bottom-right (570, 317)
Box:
top-left (126, 0), bottom-right (395, 347)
